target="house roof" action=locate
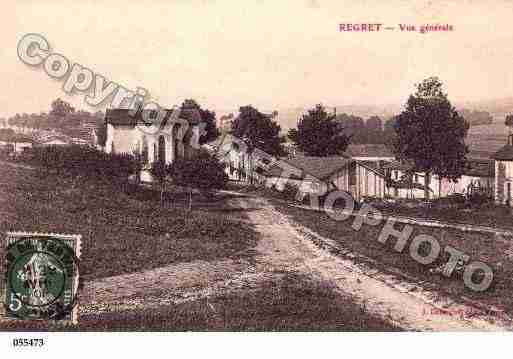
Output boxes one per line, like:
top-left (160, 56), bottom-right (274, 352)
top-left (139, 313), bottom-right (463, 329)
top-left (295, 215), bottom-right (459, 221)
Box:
top-left (36, 135), bottom-right (70, 145)
top-left (382, 160), bottom-right (412, 171)
top-left (390, 178), bottom-right (433, 191)
top-left (105, 108), bottom-right (202, 127)
top-left (12, 135), bottom-right (34, 143)
top-left (358, 160), bottom-right (386, 176)
top-left (382, 158), bottom-right (494, 178)
top-left (465, 159), bottom-right (495, 177)
top-left (263, 155), bottom-right (353, 181)
top-left (492, 144), bottom-right (513, 161)
top-left (0, 130), bottom-right (33, 143)
top-left (343, 144), bottom-right (394, 158)
top-left (61, 126), bottom-right (95, 143)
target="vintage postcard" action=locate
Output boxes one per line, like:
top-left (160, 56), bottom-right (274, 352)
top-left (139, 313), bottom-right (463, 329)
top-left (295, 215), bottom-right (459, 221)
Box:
top-left (2, 0), bottom-right (513, 357)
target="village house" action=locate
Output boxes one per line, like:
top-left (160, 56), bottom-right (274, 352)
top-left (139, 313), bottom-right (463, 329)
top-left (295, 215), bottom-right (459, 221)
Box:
top-left (492, 134), bottom-right (513, 206)
top-left (261, 154), bottom-right (389, 202)
top-left (104, 108), bottom-right (202, 181)
top-left (35, 135), bottom-right (70, 147)
top-left (260, 152), bottom-right (495, 203)
top-left (0, 133), bottom-right (34, 153)
top-left (206, 131), bottom-right (288, 184)
top-left (382, 159), bottom-right (495, 200)
top-left (205, 133), bottom-right (261, 183)
top-left (342, 144), bottom-right (395, 162)
top-left (207, 133), bottom-right (499, 204)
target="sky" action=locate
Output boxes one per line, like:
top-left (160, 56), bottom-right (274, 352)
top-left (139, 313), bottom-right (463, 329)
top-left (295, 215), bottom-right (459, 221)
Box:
top-left (3, 0), bottom-right (513, 117)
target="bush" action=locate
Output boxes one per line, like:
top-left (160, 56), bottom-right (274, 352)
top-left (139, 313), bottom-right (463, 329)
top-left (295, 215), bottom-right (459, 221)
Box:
top-left (0, 144), bottom-right (13, 159)
top-left (170, 149), bottom-right (228, 193)
top-left (446, 193), bottom-right (466, 205)
top-left (21, 145), bottom-right (137, 181)
top-left (466, 191), bottom-right (491, 207)
top-left (281, 182), bottom-right (300, 201)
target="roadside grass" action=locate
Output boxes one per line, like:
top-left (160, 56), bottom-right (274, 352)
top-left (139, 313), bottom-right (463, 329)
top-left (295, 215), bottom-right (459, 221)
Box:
top-left (244, 182), bottom-right (513, 231)
top-left (371, 200), bottom-right (513, 231)
top-left (0, 273), bottom-right (399, 331)
top-left (273, 201), bottom-right (513, 317)
top-left (0, 165), bottom-right (259, 281)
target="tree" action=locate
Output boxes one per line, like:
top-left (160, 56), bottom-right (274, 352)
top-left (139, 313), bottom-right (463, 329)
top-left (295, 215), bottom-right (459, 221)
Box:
top-left (393, 77), bottom-right (469, 199)
top-left (366, 116), bottom-right (383, 142)
top-left (0, 128), bottom-right (15, 140)
top-left (50, 98), bottom-right (75, 118)
top-left (95, 121), bottom-right (107, 149)
top-left (383, 116), bottom-right (397, 141)
top-left (505, 114), bottom-right (513, 135)
top-left (169, 149), bottom-right (228, 210)
top-left (180, 99), bottom-right (220, 145)
top-left (151, 160), bottom-right (169, 204)
top-left (231, 105), bottom-right (286, 183)
top-left (289, 104), bottom-right (350, 156)
top-left (335, 113), bottom-right (365, 142)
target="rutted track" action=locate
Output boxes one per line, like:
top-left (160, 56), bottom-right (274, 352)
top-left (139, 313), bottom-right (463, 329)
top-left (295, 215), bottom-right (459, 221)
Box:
top-left (81, 193), bottom-right (512, 330)
top-left (236, 196), bottom-right (512, 331)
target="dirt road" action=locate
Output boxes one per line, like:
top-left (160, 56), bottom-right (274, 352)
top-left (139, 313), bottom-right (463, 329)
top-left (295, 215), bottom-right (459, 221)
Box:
top-left (234, 196), bottom-right (511, 331)
top-left (84, 195), bottom-right (511, 331)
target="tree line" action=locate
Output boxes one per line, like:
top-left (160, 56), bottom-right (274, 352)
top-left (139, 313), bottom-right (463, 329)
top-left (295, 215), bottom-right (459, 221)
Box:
top-left (1, 99), bottom-right (103, 131)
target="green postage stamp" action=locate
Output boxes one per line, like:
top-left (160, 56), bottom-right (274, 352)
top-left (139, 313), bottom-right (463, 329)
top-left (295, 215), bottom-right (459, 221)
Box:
top-left (1, 232), bottom-right (82, 324)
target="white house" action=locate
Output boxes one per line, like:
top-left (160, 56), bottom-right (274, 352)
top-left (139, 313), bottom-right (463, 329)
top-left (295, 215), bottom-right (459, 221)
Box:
top-left (382, 159), bottom-right (495, 200)
top-left (343, 144), bottom-right (395, 162)
top-left (104, 108), bottom-right (203, 181)
top-left (261, 155), bottom-right (390, 202)
top-left (260, 152), bottom-right (495, 203)
top-left (205, 134), bottom-right (251, 182)
top-left (492, 135), bottom-right (513, 206)
top-left (0, 134), bottom-right (34, 153)
top-left (36, 136), bottom-right (70, 147)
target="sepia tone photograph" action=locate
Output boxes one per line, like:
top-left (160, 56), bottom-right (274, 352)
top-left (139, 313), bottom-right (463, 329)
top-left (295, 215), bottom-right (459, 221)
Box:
top-left (2, 0), bottom-right (513, 356)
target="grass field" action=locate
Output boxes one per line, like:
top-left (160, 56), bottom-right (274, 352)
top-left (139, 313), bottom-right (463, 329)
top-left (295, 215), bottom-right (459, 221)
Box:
top-left (0, 164), bottom-right (401, 331)
top-left (0, 165), bottom-right (259, 281)
top-left (274, 202), bottom-right (513, 318)
top-left (371, 200), bottom-right (513, 231)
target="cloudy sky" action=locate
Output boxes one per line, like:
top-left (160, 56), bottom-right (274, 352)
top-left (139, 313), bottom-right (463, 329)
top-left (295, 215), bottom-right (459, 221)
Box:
top-left (3, 0), bottom-right (513, 117)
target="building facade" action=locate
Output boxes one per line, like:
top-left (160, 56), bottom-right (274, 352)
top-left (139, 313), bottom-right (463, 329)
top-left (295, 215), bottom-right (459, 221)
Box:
top-left (105, 108), bottom-right (202, 181)
top-left (493, 135), bottom-right (513, 206)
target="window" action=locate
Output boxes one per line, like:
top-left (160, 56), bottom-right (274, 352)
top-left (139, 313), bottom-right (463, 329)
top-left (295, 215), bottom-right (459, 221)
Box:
top-left (349, 162), bottom-right (357, 185)
top-left (141, 137), bottom-right (149, 164)
top-left (158, 136), bottom-right (166, 164)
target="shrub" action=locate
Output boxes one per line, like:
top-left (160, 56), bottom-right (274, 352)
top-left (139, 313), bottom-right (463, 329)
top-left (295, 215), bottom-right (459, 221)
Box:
top-left (168, 149), bottom-right (228, 208)
top-left (281, 182), bottom-right (300, 201)
top-left (170, 149), bottom-right (228, 192)
top-left (466, 191), bottom-right (491, 207)
top-left (22, 145), bottom-right (137, 182)
top-left (446, 193), bottom-right (466, 205)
